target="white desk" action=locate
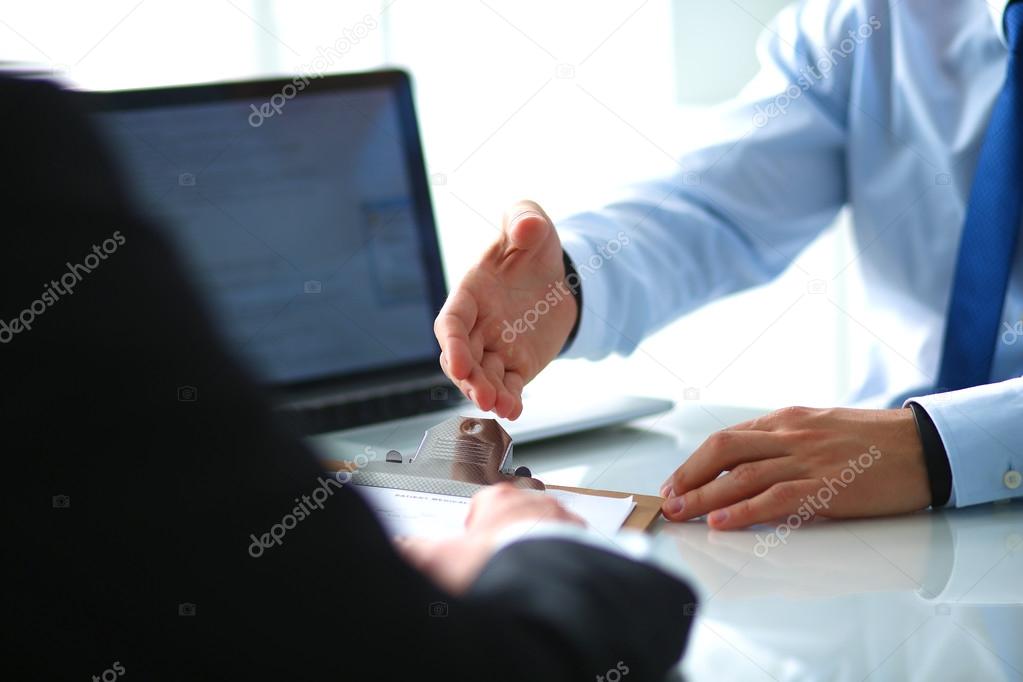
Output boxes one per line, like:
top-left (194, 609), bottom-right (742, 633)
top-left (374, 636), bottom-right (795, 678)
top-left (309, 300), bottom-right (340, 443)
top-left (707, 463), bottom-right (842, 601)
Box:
top-left (317, 401), bottom-right (1022, 680)
top-left (512, 402), bottom-right (1023, 682)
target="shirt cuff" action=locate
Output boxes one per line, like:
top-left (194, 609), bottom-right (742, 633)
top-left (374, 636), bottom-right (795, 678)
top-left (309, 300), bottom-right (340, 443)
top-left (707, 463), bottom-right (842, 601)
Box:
top-left (907, 378), bottom-right (1023, 507)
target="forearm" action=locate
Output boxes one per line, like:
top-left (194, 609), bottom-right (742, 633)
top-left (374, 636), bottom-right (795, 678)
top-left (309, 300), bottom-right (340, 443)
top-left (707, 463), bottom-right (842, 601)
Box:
top-left (469, 538), bottom-right (698, 681)
top-left (558, 2), bottom-right (859, 360)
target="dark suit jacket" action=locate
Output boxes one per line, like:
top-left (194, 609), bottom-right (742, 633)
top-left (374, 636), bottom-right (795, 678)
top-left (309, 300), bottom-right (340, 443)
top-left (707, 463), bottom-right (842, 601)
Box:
top-left (2, 75), bottom-right (696, 681)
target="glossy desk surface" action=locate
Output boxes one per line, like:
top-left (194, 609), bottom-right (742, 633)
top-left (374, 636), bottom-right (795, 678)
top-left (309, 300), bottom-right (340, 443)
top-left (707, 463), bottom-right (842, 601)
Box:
top-left (512, 403), bottom-right (1023, 682)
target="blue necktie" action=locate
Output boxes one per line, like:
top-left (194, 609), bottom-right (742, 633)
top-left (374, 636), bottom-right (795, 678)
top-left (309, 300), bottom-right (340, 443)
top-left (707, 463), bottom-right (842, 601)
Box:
top-left (937, 2), bottom-right (1023, 392)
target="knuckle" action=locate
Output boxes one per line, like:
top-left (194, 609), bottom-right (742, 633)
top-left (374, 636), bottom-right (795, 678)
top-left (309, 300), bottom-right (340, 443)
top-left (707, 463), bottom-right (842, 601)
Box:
top-left (769, 481), bottom-right (802, 506)
top-left (775, 405), bottom-right (811, 424)
top-left (705, 430), bottom-right (732, 454)
top-left (779, 405), bottom-right (808, 419)
top-left (729, 462), bottom-right (758, 487)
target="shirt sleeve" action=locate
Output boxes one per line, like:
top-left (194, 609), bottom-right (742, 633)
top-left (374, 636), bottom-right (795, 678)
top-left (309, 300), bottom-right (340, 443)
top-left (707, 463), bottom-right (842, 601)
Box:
top-left (559, 0), bottom-right (870, 359)
top-left (908, 377), bottom-right (1023, 507)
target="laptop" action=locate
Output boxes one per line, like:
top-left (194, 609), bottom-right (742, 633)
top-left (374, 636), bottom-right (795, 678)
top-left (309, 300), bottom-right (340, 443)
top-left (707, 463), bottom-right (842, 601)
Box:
top-left (81, 69), bottom-right (672, 456)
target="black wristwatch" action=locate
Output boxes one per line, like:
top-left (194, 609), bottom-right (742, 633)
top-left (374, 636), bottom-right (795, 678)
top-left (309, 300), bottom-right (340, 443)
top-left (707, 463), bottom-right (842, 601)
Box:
top-left (908, 402), bottom-right (952, 507)
top-left (560, 249), bottom-right (582, 354)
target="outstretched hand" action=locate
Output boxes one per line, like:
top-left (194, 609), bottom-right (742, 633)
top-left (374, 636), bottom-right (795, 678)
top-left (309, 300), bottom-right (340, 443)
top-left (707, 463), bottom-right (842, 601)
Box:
top-left (434, 200), bottom-right (578, 419)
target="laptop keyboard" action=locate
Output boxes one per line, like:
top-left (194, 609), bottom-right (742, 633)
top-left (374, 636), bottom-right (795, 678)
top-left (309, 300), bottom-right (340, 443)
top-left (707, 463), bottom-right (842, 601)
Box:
top-left (277, 384), bottom-right (465, 435)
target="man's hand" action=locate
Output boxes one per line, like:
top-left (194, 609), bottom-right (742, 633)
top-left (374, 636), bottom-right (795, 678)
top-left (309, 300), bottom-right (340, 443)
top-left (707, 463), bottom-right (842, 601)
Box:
top-left (660, 407), bottom-right (932, 529)
top-left (396, 483), bottom-right (583, 594)
top-left (434, 200), bottom-right (578, 419)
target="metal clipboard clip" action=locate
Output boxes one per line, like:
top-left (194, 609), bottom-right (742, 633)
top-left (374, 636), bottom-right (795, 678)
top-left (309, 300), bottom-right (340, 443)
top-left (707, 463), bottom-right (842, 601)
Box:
top-left (349, 416), bottom-right (545, 497)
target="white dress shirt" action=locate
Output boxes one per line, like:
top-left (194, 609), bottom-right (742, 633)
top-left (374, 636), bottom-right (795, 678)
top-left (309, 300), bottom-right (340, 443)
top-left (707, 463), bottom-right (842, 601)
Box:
top-left (559, 0), bottom-right (1022, 507)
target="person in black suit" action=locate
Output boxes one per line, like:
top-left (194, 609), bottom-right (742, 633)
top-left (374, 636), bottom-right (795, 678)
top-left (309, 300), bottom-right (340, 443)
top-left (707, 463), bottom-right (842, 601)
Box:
top-left (3, 73), bottom-right (697, 681)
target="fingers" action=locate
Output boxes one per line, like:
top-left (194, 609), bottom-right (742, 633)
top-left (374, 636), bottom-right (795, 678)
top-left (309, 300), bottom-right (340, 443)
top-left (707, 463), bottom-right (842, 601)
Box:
top-left (467, 483), bottom-right (584, 533)
top-left (461, 365), bottom-right (497, 412)
top-left (549, 502), bottom-right (585, 527)
top-left (502, 200), bottom-right (553, 253)
top-left (706, 480), bottom-right (818, 530)
top-left (503, 371), bottom-right (525, 420)
top-left (466, 481), bottom-right (517, 526)
top-left (448, 351), bottom-right (520, 418)
top-left (434, 291), bottom-right (478, 381)
top-left (661, 457), bottom-right (803, 522)
top-left (481, 352), bottom-right (515, 418)
top-left (663, 430), bottom-right (789, 498)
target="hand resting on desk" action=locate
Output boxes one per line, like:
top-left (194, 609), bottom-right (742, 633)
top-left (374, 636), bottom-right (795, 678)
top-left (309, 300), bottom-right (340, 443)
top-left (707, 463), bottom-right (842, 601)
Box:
top-left (660, 406), bottom-right (931, 529)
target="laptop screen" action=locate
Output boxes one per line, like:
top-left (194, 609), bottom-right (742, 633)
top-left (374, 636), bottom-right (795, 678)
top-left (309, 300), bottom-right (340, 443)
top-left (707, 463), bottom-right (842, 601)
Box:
top-left (88, 72), bottom-right (446, 388)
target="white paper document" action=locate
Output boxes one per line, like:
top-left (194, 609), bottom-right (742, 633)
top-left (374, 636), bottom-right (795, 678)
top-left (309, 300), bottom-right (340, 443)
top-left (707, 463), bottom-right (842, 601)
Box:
top-left (356, 486), bottom-right (635, 540)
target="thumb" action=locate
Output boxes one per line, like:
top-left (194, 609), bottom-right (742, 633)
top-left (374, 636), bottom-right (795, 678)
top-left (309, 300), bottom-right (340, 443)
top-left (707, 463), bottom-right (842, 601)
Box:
top-left (503, 200), bottom-right (554, 252)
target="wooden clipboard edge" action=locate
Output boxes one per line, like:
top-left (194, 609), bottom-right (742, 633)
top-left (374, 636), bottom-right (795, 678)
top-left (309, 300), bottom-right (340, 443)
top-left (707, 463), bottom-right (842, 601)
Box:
top-left (548, 485), bottom-right (664, 533)
top-left (330, 462), bottom-right (664, 533)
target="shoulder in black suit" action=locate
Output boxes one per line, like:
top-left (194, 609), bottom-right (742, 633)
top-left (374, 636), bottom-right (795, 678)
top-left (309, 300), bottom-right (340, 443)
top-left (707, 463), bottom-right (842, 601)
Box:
top-left (2, 74), bottom-right (697, 681)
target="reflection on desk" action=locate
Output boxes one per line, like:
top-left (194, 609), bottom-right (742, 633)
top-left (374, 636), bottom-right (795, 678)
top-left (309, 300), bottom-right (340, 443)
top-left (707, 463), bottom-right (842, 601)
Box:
top-left (659, 501), bottom-right (1022, 681)
top-left (511, 402), bottom-right (1021, 682)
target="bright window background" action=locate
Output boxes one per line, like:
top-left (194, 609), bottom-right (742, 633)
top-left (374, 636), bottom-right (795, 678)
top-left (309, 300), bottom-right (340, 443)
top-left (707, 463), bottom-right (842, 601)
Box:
top-left (1, 0), bottom-right (867, 410)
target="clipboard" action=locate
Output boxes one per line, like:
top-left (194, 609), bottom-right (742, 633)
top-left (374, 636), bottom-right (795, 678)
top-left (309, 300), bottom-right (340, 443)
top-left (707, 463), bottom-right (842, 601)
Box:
top-left (548, 485), bottom-right (664, 532)
top-left (335, 415), bottom-right (665, 534)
